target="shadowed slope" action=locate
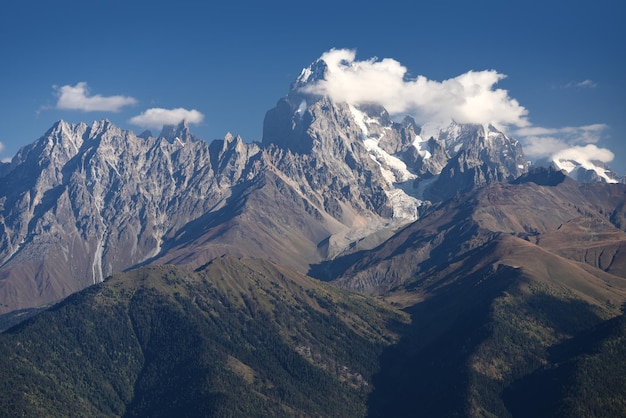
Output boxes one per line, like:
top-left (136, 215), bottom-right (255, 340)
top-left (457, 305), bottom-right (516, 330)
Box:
top-left (319, 177), bottom-right (626, 416)
top-left (366, 234), bottom-right (626, 417)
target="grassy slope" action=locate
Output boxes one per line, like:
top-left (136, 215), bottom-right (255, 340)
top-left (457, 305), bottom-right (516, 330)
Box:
top-left (0, 258), bottom-right (407, 417)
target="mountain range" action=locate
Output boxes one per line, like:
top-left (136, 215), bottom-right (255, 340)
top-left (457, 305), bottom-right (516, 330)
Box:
top-left (1, 55), bottom-right (626, 416)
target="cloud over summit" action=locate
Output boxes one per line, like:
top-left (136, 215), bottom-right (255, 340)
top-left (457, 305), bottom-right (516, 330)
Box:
top-left (298, 49), bottom-right (617, 170)
top-left (129, 108), bottom-right (204, 129)
top-left (299, 49), bottom-right (530, 129)
top-left (553, 144), bottom-right (614, 165)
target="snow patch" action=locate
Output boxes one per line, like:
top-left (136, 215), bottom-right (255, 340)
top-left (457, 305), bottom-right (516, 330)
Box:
top-left (296, 100), bottom-right (307, 115)
top-left (298, 67), bottom-right (313, 84)
top-left (349, 104), bottom-right (369, 136)
top-left (349, 103), bottom-right (420, 220)
top-left (554, 158), bottom-right (618, 184)
top-left (105, 159), bottom-right (121, 177)
top-left (412, 135), bottom-right (432, 159)
top-left (350, 104), bottom-right (416, 184)
top-left (366, 141), bottom-right (416, 184)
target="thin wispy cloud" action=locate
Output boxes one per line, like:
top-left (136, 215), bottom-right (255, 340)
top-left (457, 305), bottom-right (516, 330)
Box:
top-left (299, 48), bottom-right (530, 130)
top-left (568, 79), bottom-right (598, 89)
top-left (553, 144), bottom-right (614, 164)
top-left (129, 108), bottom-right (204, 129)
top-left (516, 123), bottom-right (608, 148)
top-left (54, 82), bottom-right (137, 112)
top-left (552, 79), bottom-right (599, 90)
top-left (516, 123), bottom-right (613, 168)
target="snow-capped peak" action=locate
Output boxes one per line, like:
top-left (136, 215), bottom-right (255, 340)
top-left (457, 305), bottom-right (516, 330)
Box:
top-left (291, 58), bottom-right (328, 91)
top-left (552, 157), bottom-right (620, 184)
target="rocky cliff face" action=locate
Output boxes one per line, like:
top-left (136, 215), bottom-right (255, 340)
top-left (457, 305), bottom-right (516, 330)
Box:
top-left (0, 120), bottom-right (258, 311)
top-left (422, 123), bottom-right (529, 201)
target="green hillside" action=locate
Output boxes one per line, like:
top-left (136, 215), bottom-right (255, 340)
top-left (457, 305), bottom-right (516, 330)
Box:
top-left (0, 258), bottom-right (407, 417)
top-left (504, 311), bottom-right (626, 417)
top-left (2, 249), bottom-right (626, 417)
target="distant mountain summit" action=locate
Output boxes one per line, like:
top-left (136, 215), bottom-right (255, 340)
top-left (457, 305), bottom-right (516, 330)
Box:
top-left (552, 156), bottom-right (626, 184)
top-left (419, 122), bottom-right (528, 201)
top-left (264, 55), bottom-right (530, 212)
top-left (159, 119), bottom-right (197, 143)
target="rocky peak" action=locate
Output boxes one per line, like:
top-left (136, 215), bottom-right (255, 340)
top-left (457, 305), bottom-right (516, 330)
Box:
top-left (4, 120), bottom-right (90, 192)
top-left (209, 133), bottom-right (260, 186)
top-left (87, 119), bottom-right (115, 136)
top-left (138, 129), bottom-right (153, 139)
top-left (40, 120), bottom-right (88, 160)
top-left (511, 165), bottom-right (569, 186)
top-left (423, 123), bottom-right (528, 201)
top-left (552, 157), bottom-right (624, 184)
top-left (220, 132), bottom-right (243, 153)
top-left (263, 89), bottom-right (422, 224)
top-left (262, 94), bottom-right (364, 157)
top-left (291, 57), bottom-right (328, 91)
top-left (159, 120), bottom-right (195, 144)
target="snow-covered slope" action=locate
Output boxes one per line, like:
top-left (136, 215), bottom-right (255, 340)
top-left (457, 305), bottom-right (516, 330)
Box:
top-left (552, 157), bottom-right (625, 184)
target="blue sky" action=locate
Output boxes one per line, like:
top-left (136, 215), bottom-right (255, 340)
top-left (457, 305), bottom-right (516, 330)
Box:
top-left (1, 0), bottom-right (624, 172)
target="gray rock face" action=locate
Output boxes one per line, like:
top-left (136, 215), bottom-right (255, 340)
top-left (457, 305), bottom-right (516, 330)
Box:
top-left (264, 96), bottom-right (393, 218)
top-left (423, 123), bottom-right (529, 201)
top-left (0, 120), bottom-right (252, 311)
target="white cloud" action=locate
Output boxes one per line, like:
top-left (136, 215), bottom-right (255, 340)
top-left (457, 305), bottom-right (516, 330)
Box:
top-left (553, 144), bottom-right (614, 165)
top-left (297, 49), bottom-right (617, 171)
top-left (517, 124), bottom-right (616, 172)
top-left (54, 82), bottom-right (137, 112)
top-left (129, 108), bottom-right (204, 128)
top-left (521, 135), bottom-right (571, 158)
top-left (0, 142), bottom-right (9, 163)
top-left (516, 124), bottom-right (609, 158)
top-left (299, 48), bottom-right (530, 130)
